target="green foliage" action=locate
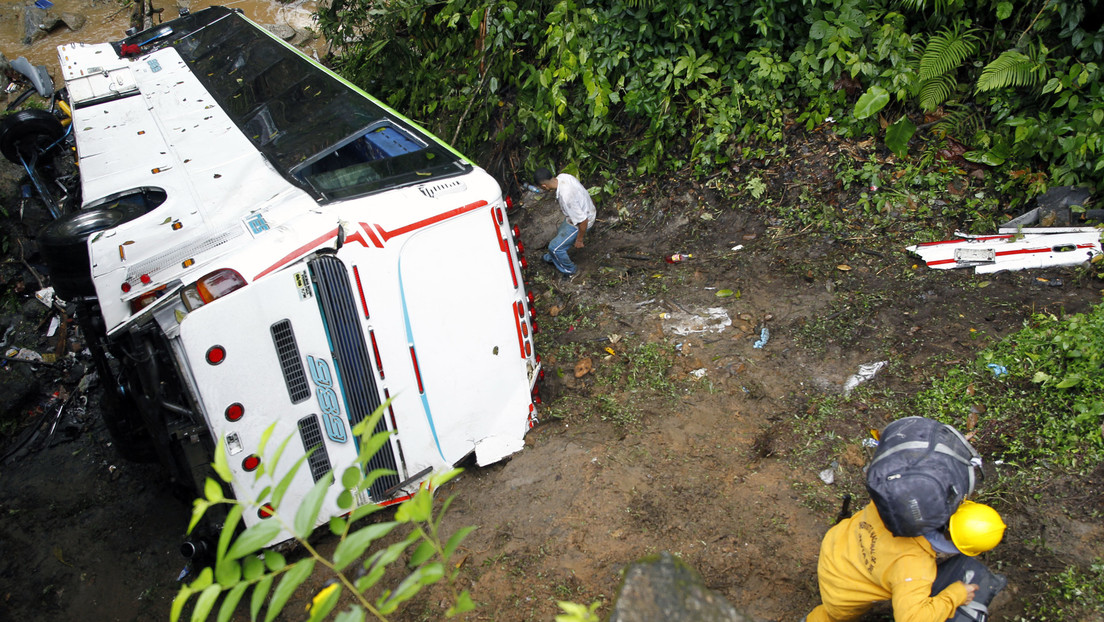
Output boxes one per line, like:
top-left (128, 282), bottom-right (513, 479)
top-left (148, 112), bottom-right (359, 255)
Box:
top-left (917, 304), bottom-right (1104, 470)
top-left (314, 0), bottom-right (1102, 193)
top-left (171, 402), bottom-right (476, 622)
top-left (555, 600), bottom-right (602, 622)
top-left (1012, 560), bottom-right (1104, 621)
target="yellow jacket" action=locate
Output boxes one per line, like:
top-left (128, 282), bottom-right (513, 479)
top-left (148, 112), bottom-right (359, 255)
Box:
top-left (808, 502), bottom-right (968, 622)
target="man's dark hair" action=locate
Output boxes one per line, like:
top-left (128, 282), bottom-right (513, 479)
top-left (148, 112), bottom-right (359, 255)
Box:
top-left (533, 167), bottom-right (554, 184)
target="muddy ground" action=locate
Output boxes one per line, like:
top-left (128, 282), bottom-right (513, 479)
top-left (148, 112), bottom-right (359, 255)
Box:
top-left (2, 100), bottom-right (1104, 622)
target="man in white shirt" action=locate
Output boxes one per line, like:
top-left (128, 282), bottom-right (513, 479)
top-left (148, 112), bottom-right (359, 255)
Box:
top-left (534, 167), bottom-right (596, 280)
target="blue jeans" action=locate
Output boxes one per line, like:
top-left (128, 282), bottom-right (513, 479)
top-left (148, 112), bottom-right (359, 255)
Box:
top-left (544, 220), bottom-right (579, 275)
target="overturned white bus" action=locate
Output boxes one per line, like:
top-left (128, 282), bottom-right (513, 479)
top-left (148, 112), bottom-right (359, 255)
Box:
top-left (20, 6), bottom-right (540, 545)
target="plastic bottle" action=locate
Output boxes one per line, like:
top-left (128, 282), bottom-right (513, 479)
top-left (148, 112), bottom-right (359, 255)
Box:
top-left (665, 253), bottom-right (693, 263)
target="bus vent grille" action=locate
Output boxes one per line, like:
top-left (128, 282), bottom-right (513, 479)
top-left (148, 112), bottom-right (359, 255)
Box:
top-left (298, 415), bottom-right (332, 483)
top-left (272, 319), bottom-right (311, 404)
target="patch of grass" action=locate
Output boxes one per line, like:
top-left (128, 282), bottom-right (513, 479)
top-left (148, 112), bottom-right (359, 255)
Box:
top-left (915, 305), bottom-right (1104, 472)
top-left (794, 289), bottom-right (889, 353)
top-left (1012, 560), bottom-right (1104, 621)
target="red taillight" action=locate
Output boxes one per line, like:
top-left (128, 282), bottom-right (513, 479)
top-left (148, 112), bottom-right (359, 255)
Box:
top-left (410, 347), bottom-right (425, 394)
top-left (526, 291), bottom-right (534, 305)
top-left (521, 322), bottom-right (529, 338)
top-left (531, 320), bottom-right (540, 334)
top-left (516, 241), bottom-right (525, 255)
top-left (513, 225), bottom-right (520, 238)
top-left (206, 345), bottom-right (226, 365)
top-left (225, 403), bottom-right (244, 422)
top-left (524, 341), bottom-right (532, 357)
top-left (242, 455), bottom-right (261, 471)
top-left (494, 207), bottom-right (504, 225)
top-left (181, 269), bottom-right (247, 311)
top-left (519, 256), bottom-right (528, 269)
top-left (505, 195), bottom-right (514, 210)
top-left (129, 286), bottom-right (167, 313)
top-left (369, 330), bottom-right (384, 379)
top-left (258, 504), bottom-right (275, 519)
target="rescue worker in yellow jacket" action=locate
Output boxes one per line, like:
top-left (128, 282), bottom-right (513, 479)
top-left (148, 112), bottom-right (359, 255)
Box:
top-left (806, 500), bottom-right (1006, 622)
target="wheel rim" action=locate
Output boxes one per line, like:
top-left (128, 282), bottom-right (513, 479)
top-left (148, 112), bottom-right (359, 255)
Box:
top-left (56, 209), bottom-right (127, 238)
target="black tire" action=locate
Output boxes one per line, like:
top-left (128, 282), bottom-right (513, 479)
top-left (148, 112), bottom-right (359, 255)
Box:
top-left (100, 387), bottom-right (159, 463)
top-left (39, 205), bottom-right (143, 299)
top-left (0, 109), bottom-right (64, 164)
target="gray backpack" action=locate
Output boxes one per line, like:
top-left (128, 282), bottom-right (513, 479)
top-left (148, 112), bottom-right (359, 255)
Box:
top-left (866, 416), bottom-right (982, 537)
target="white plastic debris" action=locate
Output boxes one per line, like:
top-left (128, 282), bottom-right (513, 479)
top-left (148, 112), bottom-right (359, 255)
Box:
top-left (659, 307), bottom-right (732, 336)
top-left (818, 468), bottom-right (835, 485)
top-left (35, 287), bottom-right (56, 308)
top-left (6, 347), bottom-right (44, 362)
top-left (47, 316), bottom-right (60, 337)
top-left (690, 368), bottom-right (707, 379)
top-left (843, 361), bottom-right (887, 395)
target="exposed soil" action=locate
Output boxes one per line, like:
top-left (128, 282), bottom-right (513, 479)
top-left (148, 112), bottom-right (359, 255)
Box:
top-left (3, 43), bottom-right (1104, 622)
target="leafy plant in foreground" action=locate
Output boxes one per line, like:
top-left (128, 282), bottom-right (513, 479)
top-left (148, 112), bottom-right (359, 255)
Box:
top-left (170, 403), bottom-right (476, 622)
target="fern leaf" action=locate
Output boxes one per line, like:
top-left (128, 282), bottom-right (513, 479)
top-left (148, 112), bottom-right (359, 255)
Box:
top-left (919, 74), bottom-right (958, 112)
top-left (976, 50), bottom-right (1039, 92)
top-left (918, 26), bottom-right (979, 82)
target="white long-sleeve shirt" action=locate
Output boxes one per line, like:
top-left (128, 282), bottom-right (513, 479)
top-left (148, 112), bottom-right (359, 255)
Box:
top-left (555, 173), bottom-right (596, 228)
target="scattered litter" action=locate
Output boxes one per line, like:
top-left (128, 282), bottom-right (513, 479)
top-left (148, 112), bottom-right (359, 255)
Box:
top-left (604, 347), bottom-right (615, 356)
top-left (574, 357), bottom-right (593, 378)
top-left (731, 244), bottom-right (744, 252)
top-left (690, 368), bottom-right (707, 379)
top-left (843, 360), bottom-right (887, 395)
top-left (986, 363), bottom-right (1008, 377)
top-left (6, 347), bottom-right (43, 363)
top-left (35, 287), bottom-right (58, 308)
top-left (34, 0), bottom-right (53, 7)
top-left (837, 264), bottom-right (852, 271)
top-left (659, 307), bottom-right (731, 336)
top-left (861, 437), bottom-right (879, 448)
top-left (752, 327), bottom-right (770, 349)
top-left (665, 253), bottom-right (693, 263)
top-left (47, 316), bottom-right (60, 337)
top-left (819, 461), bottom-right (839, 485)
top-left (524, 183), bottom-right (542, 194)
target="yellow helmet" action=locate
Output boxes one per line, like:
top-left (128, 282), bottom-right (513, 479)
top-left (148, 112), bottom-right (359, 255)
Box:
top-left (949, 500), bottom-right (1006, 556)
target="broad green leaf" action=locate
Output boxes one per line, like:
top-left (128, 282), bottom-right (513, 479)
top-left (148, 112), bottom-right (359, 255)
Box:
top-left (348, 501), bottom-right (385, 524)
top-left (226, 521), bottom-right (282, 560)
top-left (189, 567), bottom-right (214, 591)
top-left (885, 116), bottom-right (916, 158)
top-left (205, 477), bottom-right (224, 503)
top-left (446, 589), bottom-right (476, 617)
top-left (294, 473), bottom-right (334, 538)
top-left (963, 150), bottom-right (1005, 166)
top-left (213, 438), bottom-right (232, 482)
top-left (264, 559), bottom-right (316, 622)
top-left (336, 490), bottom-right (354, 511)
top-left (188, 499), bottom-right (210, 535)
top-left (341, 466), bottom-right (361, 490)
top-left (996, 1), bottom-right (1012, 19)
top-left (379, 563), bottom-right (445, 612)
top-left (256, 422), bottom-right (278, 459)
top-left (330, 515), bottom-right (348, 535)
top-left (217, 504), bottom-right (244, 563)
top-left (715, 289), bottom-right (735, 298)
top-left (444, 526), bottom-right (478, 560)
top-left (409, 541), bottom-right (436, 566)
top-left (333, 522), bottom-right (398, 571)
top-left (215, 558), bottom-right (242, 587)
top-left (190, 584), bottom-right (222, 622)
top-left (216, 583), bottom-right (249, 622)
top-left (853, 86), bottom-right (889, 120)
top-left (429, 467), bottom-right (463, 489)
top-left (263, 550), bottom-right (286, 572)
top-left (170, 587), bottom-right (192, 622)
top-left (1056, 375), bottom-right (1082, 389)
top-left (243, 554), bottom-right (265, 581)
top-left (250, 575), bottom-right (273, 621)
top-left (396, 489), bottom-right (433, 523)
top-left (271, 453), bottom-right (312, 509)
top-left (1032, 371), bottom-right (1053, 384)
top-left (334, 607), bottom-right (367, 622)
